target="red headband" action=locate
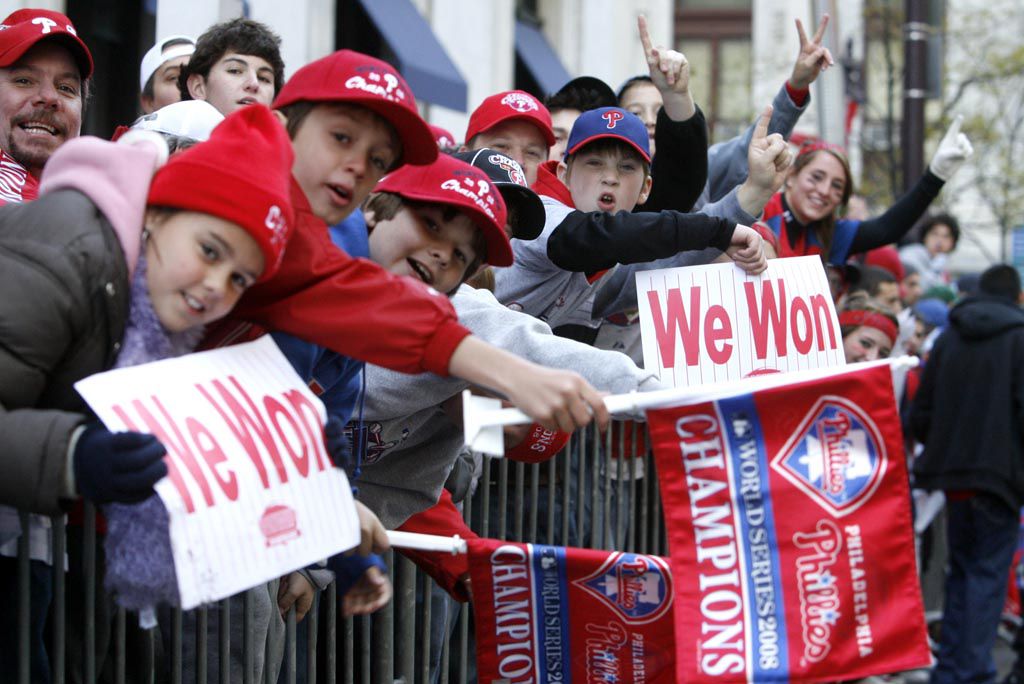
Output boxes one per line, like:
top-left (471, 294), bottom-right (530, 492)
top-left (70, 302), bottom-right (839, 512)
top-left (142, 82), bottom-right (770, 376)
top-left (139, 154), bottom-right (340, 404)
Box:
top-left (798, 139), bottom-right (849, 164)
top-left (839, 310), bottom-right (898, 344)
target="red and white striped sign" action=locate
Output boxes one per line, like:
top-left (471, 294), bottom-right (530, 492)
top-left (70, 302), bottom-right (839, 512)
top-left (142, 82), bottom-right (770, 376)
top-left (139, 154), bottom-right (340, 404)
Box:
top-left (636, 257), bottom-right (845, 387)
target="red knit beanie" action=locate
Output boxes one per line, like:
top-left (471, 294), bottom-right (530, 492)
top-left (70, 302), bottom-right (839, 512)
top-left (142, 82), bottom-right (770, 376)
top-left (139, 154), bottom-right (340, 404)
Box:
top-left (147, 104), bottom-right (295, 281)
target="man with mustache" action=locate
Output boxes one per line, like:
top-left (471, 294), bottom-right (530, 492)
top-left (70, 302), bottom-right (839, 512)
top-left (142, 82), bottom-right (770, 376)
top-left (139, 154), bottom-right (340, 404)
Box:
top-left (0, 8), bottom-right (91, 205)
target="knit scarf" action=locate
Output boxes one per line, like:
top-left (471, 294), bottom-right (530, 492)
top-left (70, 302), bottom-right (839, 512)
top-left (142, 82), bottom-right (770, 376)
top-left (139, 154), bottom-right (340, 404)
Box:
top-left (103, 252), bottom-right (204, 611)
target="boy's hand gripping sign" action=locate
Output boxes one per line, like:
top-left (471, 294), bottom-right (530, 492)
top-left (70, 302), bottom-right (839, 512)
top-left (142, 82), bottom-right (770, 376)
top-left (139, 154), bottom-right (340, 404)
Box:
top-left (76, 336), bottom-right (359, 609)
top-left (636, 256), bottom-right (845, 387)
top-left (647, 362), bottom-right (930, 682)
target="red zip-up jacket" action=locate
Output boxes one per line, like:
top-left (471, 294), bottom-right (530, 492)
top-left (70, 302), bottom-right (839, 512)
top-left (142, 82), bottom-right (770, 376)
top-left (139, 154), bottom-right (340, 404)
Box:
top-left (532, 159), bottom-right (573, 206)
top-left (202, 179), bottom-right (470, 376)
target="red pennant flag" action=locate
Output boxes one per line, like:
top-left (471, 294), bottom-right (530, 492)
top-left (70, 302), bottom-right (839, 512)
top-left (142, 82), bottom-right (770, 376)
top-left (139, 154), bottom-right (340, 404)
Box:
top-left (468, 538), bottom-right (676, 683)
top-left (647, 363), bottom-right (929, 683)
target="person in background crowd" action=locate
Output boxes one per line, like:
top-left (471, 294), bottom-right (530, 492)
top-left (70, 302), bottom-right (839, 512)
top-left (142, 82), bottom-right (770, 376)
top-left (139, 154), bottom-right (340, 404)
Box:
top-left (755, 118), bottom-right (971, 265)
top-left (428, 123), bottom-right (457, 153)
top-left (838, 294), bottom-right (899, 363)
top-left (901, 263), bottom-right (924, 308)
top-left (900, 212), bottom-right (961, 291)
top-left (546, 75), bottom-right (616, 162)
top-left (912, 264), bottom-right (1024, 684)
top-left (0, 8), bottom-right (91, 204)
top-left (178, 18), bottom-right (284, 115)
top-left (461, 89), bottom-right (553, 186)
top-left (850, 265), bottom-right (902, 315)
top-left (138, 35), bottom-right (195, 114)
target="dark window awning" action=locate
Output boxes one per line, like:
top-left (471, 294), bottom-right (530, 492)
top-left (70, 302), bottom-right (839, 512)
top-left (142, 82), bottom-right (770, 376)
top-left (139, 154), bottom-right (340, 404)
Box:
top-left (514, 20), bottom-right (572, 97)
top-left (356, 0), bottom-right (467, 111)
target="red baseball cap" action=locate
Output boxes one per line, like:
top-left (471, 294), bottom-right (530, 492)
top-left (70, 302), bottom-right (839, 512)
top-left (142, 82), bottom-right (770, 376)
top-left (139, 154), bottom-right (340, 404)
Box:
top-left (0, 9), bottom-right (93, 79)
top-left (464, 90), bottom-right (555, 147)
top-left (273, 49), bottom-right (437, 167)
top-left (375, 154), bottom-right (512, 267)
top-left (147, 105), bottom-right (295, 282)
top-left (428, 123), bottom-right (457, 150)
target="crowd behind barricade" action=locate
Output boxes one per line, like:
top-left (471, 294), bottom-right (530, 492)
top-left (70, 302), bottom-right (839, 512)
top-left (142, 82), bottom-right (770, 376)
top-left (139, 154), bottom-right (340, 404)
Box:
top-left (0, 6), bottom-right (1019, 684)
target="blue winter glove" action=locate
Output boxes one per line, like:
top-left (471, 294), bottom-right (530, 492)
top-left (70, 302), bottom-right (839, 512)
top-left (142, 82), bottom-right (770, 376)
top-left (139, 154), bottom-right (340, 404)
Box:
top-left (73, 423), bottom-right (168, 504)
top-left (324, 415), bottom-right (357, 480)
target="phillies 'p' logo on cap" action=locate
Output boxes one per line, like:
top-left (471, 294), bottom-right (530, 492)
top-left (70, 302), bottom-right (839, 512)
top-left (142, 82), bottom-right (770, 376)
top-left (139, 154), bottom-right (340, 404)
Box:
top-left (564, 106), bottom-right (651, 162)
top-left (602, 110), bottom-right (624, 129)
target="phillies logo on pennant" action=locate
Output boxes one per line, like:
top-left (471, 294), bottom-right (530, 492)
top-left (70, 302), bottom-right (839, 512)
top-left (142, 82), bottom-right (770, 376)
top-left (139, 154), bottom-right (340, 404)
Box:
top-left (772, 396), bottom-right (888, 517)
top-left (500, 92), bottom-right (539, 113)
top-left (487, 153), bottom-right (527, 187)
top-left (602, 110), bottom-right (624, 129)
top-left (573, 552), bottom-right (673, 624)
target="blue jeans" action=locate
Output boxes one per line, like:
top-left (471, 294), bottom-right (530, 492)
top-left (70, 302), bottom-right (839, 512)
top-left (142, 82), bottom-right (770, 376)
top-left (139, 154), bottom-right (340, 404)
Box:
top-left (932, 494), bottom-right (1020, 684)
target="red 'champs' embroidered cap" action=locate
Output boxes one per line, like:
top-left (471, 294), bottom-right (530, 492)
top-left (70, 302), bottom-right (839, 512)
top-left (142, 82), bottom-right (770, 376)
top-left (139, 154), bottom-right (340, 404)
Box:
top-left (464, 90), bottom-right (555, 147)
top-left (0, 9), bottom-right (93, 78)
top-left (147, 105), bottom-right (295, 282)
top-left (566, 106), bottom-right (650, 162)
top-left (273, 49), bottom-right (437, 167)
top-left (375, 154), bottom-right (512, 267)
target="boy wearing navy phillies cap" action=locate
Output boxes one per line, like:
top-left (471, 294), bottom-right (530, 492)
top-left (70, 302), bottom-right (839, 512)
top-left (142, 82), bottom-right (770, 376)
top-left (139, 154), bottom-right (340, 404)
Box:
top-left (493, 106), bottom-right (767, 329)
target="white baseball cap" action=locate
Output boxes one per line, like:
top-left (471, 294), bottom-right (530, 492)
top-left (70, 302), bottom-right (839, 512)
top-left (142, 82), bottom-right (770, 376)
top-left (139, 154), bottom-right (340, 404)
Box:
top-left (130, 100), bottom-right (224, 142)
top-left (139, 35), bottom-right (195, 92)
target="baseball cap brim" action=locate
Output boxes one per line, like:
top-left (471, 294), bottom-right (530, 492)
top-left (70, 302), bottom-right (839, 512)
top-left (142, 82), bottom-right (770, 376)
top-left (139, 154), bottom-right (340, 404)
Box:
top-left (566, 132), bottom-right (650, 163)
top-left (0, 30), bottom-right (93, 79)
top-left (496, 183), bottom-right (544, 241)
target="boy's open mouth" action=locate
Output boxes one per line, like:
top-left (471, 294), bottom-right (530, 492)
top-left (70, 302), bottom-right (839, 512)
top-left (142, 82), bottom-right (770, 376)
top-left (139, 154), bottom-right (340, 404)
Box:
top-left (598, 192), bottom-right (615, 210)
top-left (328, 184), bottom-right (352, 206)
top-left (407, 258), bottom-right (433, 285)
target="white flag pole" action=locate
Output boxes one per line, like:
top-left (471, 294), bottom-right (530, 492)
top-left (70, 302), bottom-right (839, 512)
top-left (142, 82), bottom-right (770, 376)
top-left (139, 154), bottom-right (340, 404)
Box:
top-left (386, 530), bottom-right (468, 555)
top-left (463, 357), bottom-right (919, 456)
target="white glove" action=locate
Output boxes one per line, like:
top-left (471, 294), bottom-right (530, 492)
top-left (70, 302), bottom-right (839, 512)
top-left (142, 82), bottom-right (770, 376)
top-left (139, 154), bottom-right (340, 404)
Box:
top-left (928, 115), bottom-right (973, 181)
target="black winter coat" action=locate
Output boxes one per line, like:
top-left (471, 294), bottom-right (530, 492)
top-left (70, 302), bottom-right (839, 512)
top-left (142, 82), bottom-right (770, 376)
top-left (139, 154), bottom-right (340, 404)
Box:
top-left (911, 294), bottom-right (1024, 511)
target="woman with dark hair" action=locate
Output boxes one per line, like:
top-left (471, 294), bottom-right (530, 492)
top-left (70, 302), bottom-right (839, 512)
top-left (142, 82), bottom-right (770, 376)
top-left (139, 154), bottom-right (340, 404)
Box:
top-left (756, 118), bottom-right (972, 264)
top-left (899, 212), bottom-right (961, 290)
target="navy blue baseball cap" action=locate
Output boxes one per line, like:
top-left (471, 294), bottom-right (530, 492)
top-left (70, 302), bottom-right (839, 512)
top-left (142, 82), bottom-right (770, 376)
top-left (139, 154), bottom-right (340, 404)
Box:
top-left (564, 106), bottom-right (650, 162)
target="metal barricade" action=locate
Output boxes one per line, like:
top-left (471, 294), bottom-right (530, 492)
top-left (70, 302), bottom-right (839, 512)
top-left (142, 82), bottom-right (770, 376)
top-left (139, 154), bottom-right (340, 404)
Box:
top-left (7, 420), bottom-right (664, 684)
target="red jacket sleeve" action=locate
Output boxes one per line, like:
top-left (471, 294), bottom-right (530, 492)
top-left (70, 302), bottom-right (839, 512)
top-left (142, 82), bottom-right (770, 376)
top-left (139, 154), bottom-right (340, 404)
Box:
top-left (396, 489), bottom-right (478, 602)
top-left (204, 181), bottom-right (471, 376)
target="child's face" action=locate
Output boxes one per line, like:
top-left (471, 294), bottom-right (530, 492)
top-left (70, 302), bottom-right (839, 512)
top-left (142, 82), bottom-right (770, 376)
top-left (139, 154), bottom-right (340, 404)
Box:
top-left (469, 120), bottom-right (548, 186)
top-left (785, 152), bottom-right (847, 224)
top-left (366, 203), bottom-right (479, 294)
top-left (291, 103), bottom-right (400, 226)
top-left (558, 147), bottom-right (651, 214)
top-left (619, 81), bottom-right (660, 156)
top-left (549, 108), bottom-right (580, 162)
top-left (923, 223), bottom-right (955, 256)
top-left (842, 325), bottom-right (892, 363)
top-left (144, 210), bottom-right (264, 332)
top-left (188, 51), bottom-right (275, 116)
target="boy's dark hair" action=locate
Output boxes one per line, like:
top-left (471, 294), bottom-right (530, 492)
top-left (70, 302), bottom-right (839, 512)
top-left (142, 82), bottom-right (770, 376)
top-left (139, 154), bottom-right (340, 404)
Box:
top-left (142, 38), bottom-right (194, 99)
top-left (276, 101), bottom-right (315, 139)
top-left (616, 75), bottom-right (654, 103)
top-left (850, 265), bottom-right (897, 298)
top-left (565, 138), bottom-right (651, 179)
top-left (917, 212), bottom-right (961, 247)
top-left (979, 264), bottom-right (1021, 302)
top-left (545, 85), bottom-right (612, 115)
top-left (177, 18), bottom-right (285, 100)
top-left (363, 192), bottom-right (488, 294)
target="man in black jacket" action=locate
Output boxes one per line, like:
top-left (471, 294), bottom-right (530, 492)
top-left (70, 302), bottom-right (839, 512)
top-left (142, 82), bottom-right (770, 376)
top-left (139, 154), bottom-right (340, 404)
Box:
top-left (912, 264), bottom-right (1024, 684)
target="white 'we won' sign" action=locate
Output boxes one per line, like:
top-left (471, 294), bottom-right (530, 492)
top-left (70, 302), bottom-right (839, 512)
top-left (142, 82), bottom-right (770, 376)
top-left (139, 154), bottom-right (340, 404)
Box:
top-left (76, 336), bottom-right (359, 609)
top-left (635, 256), bottom-right (846, 388)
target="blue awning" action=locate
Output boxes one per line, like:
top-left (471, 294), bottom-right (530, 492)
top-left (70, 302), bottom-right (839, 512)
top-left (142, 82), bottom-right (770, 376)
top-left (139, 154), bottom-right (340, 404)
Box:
top-left (515, 20), bottom-right (572, 97)
top-left (356, 0), bottom-right (467, 111)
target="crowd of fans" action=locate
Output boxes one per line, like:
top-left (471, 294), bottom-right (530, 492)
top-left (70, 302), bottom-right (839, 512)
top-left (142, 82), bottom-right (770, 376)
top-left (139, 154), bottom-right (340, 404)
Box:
top-left (0, 6), bottom-right (1013, 684)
